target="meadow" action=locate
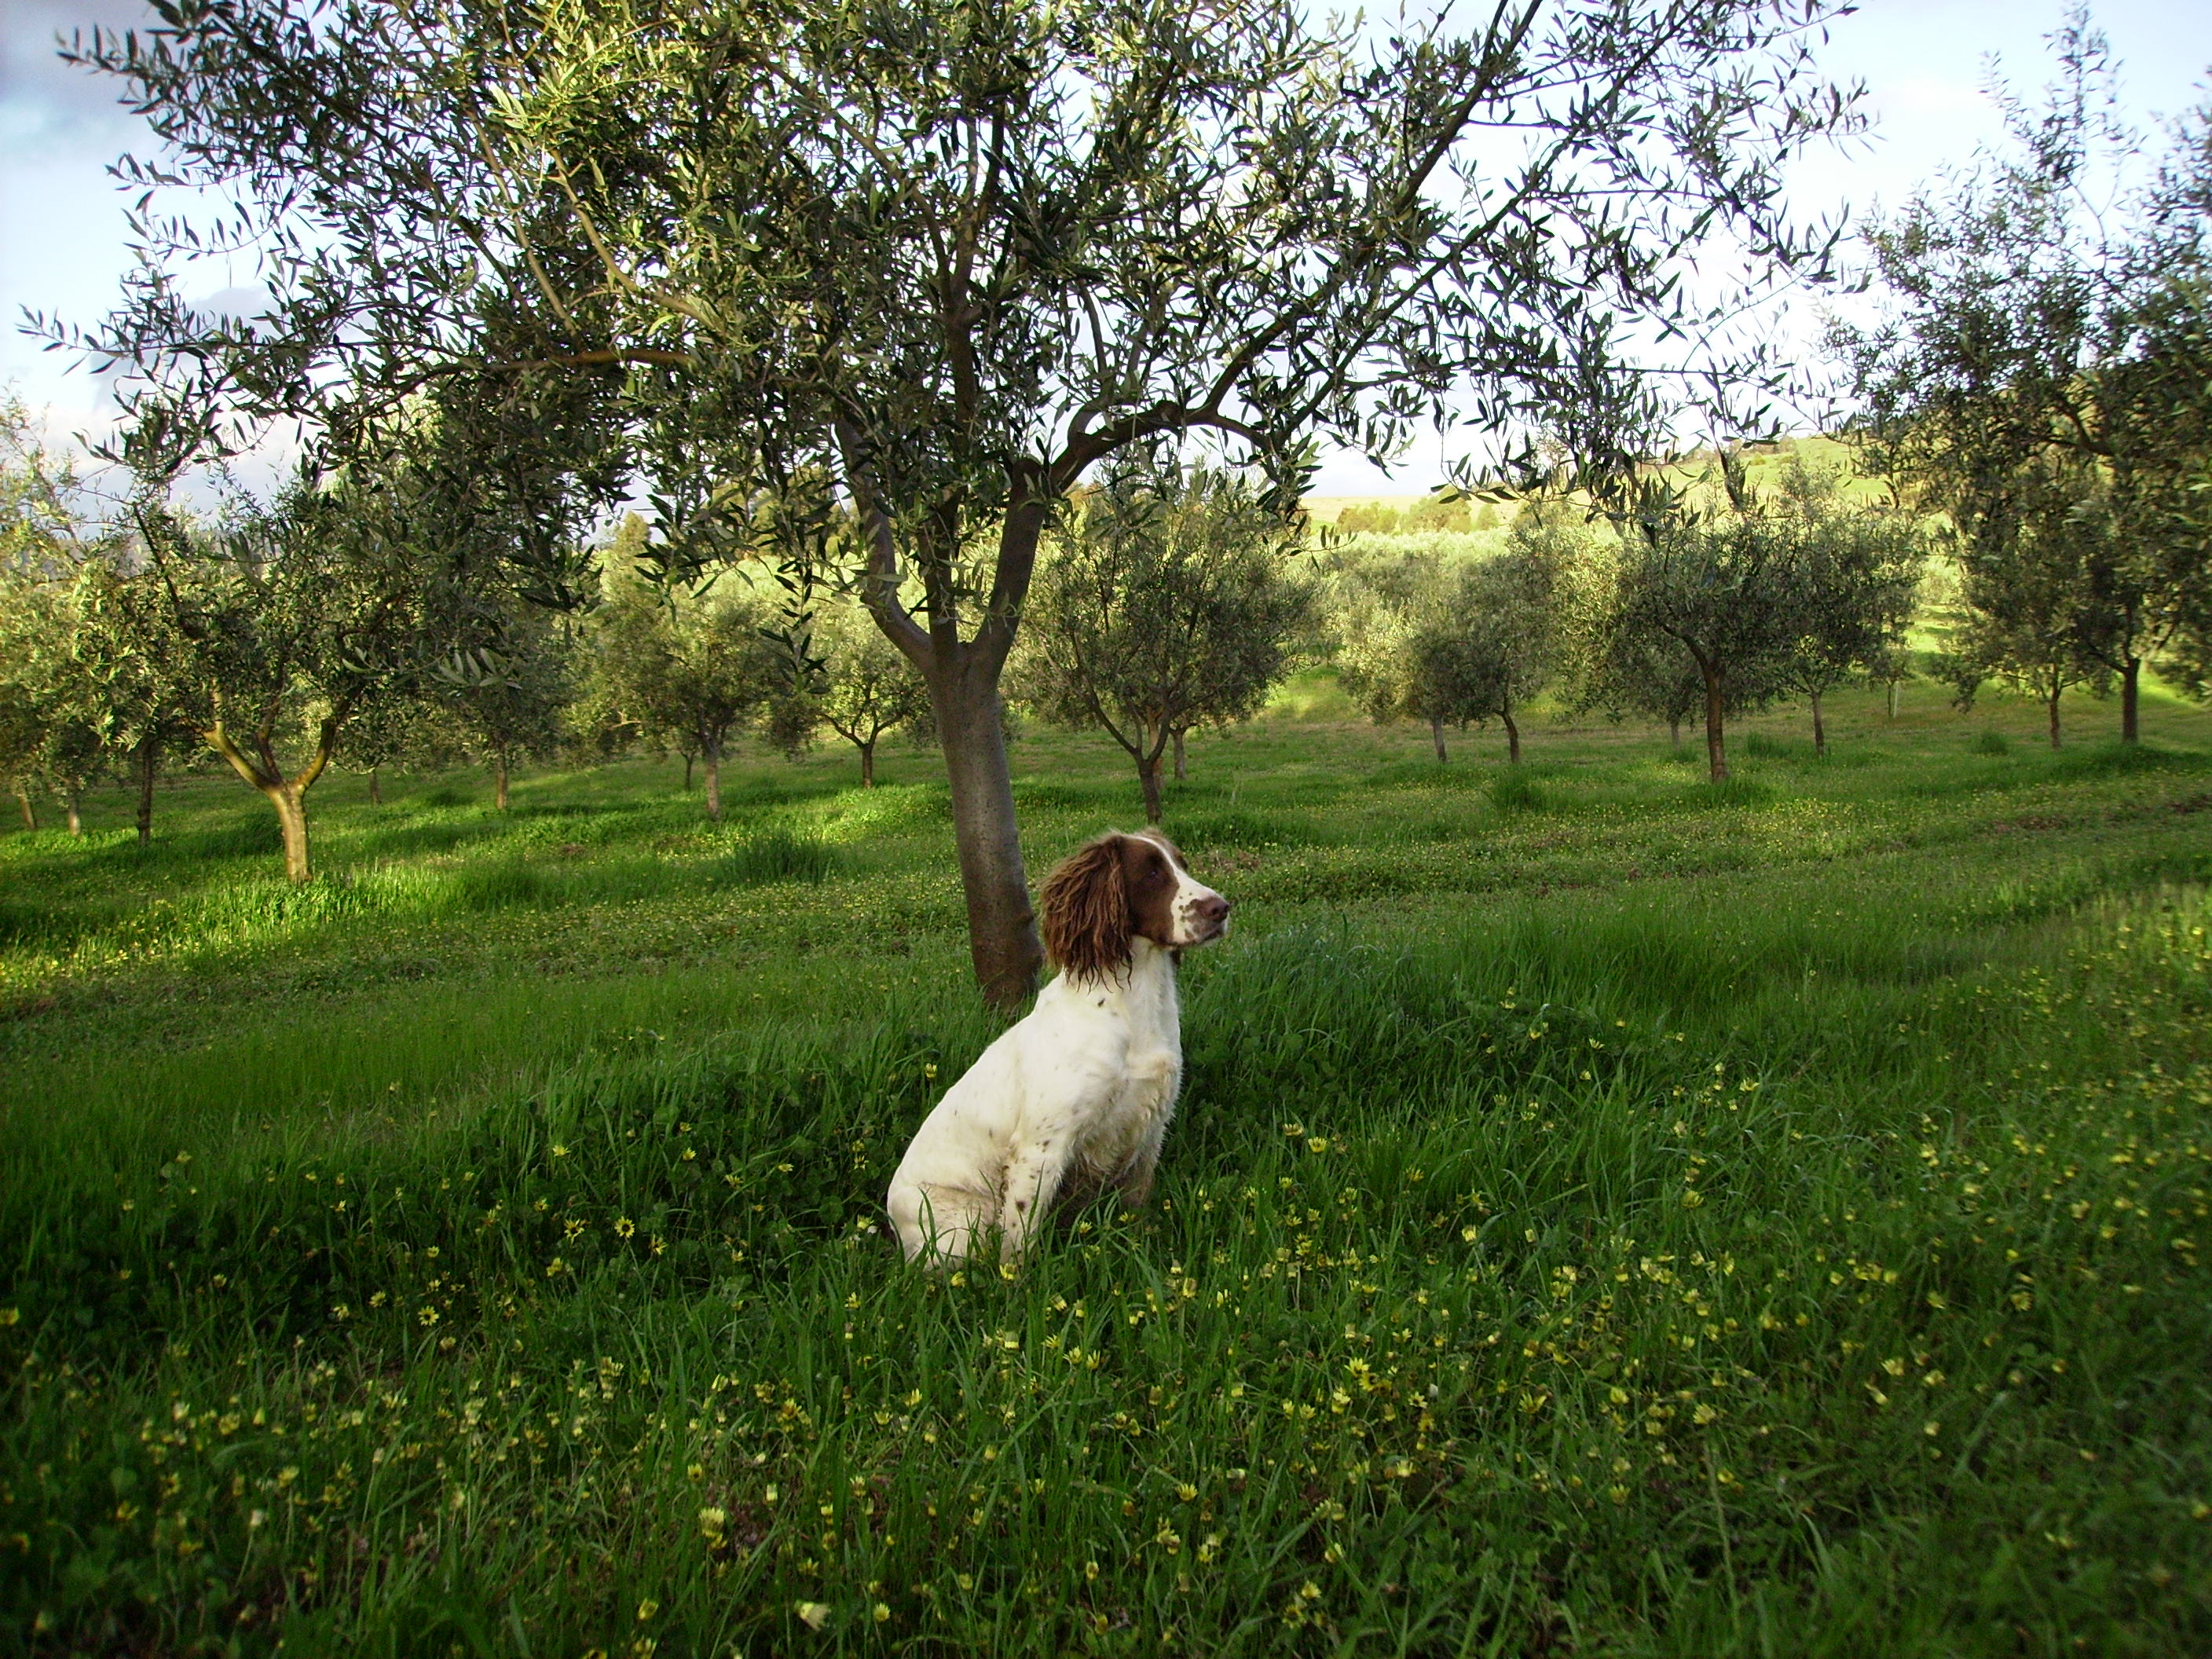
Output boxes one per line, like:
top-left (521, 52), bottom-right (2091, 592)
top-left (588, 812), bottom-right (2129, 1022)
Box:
top-left (3, 676), bottom-right (2210, 1657)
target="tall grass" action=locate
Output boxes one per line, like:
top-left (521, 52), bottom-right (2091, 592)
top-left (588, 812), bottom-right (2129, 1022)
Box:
top-left (2, 703), bottom-right (2210, 1654)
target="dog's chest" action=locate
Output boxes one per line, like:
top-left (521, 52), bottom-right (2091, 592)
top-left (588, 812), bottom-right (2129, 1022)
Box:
top-left (1060, 965), bottom-right (1182, 1168)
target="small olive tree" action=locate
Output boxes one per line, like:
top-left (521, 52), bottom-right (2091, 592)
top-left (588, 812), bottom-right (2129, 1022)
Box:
top-left (791, 600), bottom-right (932, 789)
top-left (589, 575), bottom-right (783, 823)
top-left (1019, 467), bottom-right (1313, 822)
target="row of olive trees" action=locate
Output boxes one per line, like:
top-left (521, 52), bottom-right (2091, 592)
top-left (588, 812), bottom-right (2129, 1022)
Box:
top-left (1330, 456), bottom-right (1927, 781)
top-left (1833, 17), bottom-right (2212, 740)
top-left (57, 0), bottom-right (1868, 1009)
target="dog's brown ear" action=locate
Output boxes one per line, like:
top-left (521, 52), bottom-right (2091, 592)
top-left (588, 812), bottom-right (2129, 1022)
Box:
top-left (1040, 833), bottom-right (1131, 983)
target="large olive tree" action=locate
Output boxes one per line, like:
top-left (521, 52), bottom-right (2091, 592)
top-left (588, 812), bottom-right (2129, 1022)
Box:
top-left (68, 0), bottom-right (1861, 1005)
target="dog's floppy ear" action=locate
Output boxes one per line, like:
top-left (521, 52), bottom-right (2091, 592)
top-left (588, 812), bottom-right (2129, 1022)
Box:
top-left (1040, 833), bottom-right (1131, 983)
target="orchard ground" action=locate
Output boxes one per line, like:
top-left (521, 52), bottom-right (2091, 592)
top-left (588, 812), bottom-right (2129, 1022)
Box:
top-left (3, 672), bottom-right (2210, 1657)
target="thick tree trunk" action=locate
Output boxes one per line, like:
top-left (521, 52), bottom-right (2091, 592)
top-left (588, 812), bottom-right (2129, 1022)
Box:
top-left (934, 671), bottom-right (1043, 1011)
top-left (137, 736), bottom-right (158, 846)
top-left (15, 788), bottom-right (35, 830)
top-left (493, 754), bottom-right (511, 811)
top-left (703, 738), bottom-right (723, 823)
top-left (1430, 717), bottom-right (1447, 764)
top-left (1172, 728), bottom-right (1187, 781)
top-left (1701, 663), bottom-right (1728, 784)
top-left (859, 738), bottom-right (876, 789)
top-left (2120, 657), bottom-right (2141, 744)
top-left (1668, 717), bottom-right (1682, 749)
top-left (268, 785), bottom-right (311, 883)
top-left (1501, 711), bottom-right (1521, 764)
top-left (64, 792), bottom-right (82, 837)
top-left (1137, 754), bottom-right (1164, 824)
top-left (2049, 687), bottom-right (2064, 750)
top-left (368, 767), bottom-right (382, 806)
top-left (1811, 690), bottom-right (1827, 757)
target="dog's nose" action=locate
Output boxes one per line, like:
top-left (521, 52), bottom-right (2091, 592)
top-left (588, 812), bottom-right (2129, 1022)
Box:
top-left (1196, 894), bottom-right (1230, 927)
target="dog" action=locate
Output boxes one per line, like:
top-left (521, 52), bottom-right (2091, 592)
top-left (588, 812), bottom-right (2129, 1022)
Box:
top-left (886, 830), bottom-right (1230, 1265)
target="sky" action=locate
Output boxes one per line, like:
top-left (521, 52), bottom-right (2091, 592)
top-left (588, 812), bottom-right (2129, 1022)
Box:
top-left (3, 0), bottom-right (2209, 496)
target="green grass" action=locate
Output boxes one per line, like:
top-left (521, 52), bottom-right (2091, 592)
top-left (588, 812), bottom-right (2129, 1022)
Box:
top-left (3, 682), bottom-right (2211, 1656)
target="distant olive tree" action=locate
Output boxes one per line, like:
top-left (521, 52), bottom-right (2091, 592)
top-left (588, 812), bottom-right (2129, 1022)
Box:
top-left (790, 600), bottom-right (932, 789)
top-left (588, 572), bottom-right (783, 824)
top-left (1767, 463), bottom-right (1924, 755)
top-left (1019, 467), bottom-right (1314, 822)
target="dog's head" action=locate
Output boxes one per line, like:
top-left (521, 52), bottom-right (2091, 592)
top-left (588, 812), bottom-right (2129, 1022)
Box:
top-left (1040, 830), bottom-right (1230, 983)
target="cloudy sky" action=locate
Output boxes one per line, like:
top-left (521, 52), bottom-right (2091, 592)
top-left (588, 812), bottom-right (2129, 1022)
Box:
top-left (3, 0), bottom-right (2208, 493)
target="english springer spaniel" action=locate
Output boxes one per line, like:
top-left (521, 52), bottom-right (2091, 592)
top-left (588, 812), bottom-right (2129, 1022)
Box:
top-left (887, 830), bottom-right (1230, 1265)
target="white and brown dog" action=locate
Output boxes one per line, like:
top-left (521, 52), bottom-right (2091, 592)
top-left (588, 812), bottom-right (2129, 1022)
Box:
top-left (886, 830), bottom-right (1230, 1265)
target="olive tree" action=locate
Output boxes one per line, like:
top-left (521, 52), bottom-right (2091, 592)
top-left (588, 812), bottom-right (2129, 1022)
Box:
top-left (588, 575), bottom-right (782, 823)
top-left (1836, 16), bottom-right (2211, 743)
top-left (1767, 463), bottom-right (1924, 755)
top-left (1019, 466), bottom-right (1313, 821)
top-left (69, 0), bottom-right (1862, 1005)
top-left (793, 600), bottom-right (932, 789)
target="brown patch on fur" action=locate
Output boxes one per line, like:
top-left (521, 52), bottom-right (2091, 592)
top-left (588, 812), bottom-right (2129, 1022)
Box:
top-left (1041, 835), bottom-right (1133, 983)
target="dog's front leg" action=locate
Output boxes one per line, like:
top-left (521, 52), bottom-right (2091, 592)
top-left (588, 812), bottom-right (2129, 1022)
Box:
top-left (997, 1137), bottom-right (1076, 1264)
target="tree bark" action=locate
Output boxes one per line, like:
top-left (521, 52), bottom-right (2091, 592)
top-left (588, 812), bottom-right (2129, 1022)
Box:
top-left (1810, 690), bottom-right (1827, 757)
top-left (137, 736), bottom-right (158, 846)
top-left (932, 672), bottom-right (1043, 1010)
top-left (1172, 728), bottom-right (1187, 781)
top-left (683, 751), bottom-right (694, 792)
top-left (1887, 679), bottom-right (1899, 722)
top-left (1501, 710), bottom-right (1521, 764)
top-left (859, 738), bottom-right (876, 789)
top-left (1668, 717), bottom-right (1681, 749)
top-left (1701, 661), bottom-right (1728, 783)
top-left (14, 788), bottom-right (35, 830)
top-left (368, 766), bottom-right (382, 806)
top-left (2120, 657), bottom-right (2141, 744)
top-left (1430, 717), bottom-right (1448, 764)
top-left (1137, 753), bottom-right (1164, 823)
top-left (2049, 686), bottom-right (2064, 750)
top-left (64, 791), bottom-right (82, 837)
top-left (494, 754), bottom-right (511, 811)
top-left (269, 784), bottom-right (311, 882)
top-left (703, 736), bottom-right (723, 823)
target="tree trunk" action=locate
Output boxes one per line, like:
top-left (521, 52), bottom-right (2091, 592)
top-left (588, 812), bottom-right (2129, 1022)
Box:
top-left (859, 738), bottom-right (876, 789)
top-left (683, 752), bottom-right (694, 792)
top-left (65, 791), bottom-right (82, 837)
top-left (1668, 716), bottom-right (1681, 749)
top-left (2049, 686), bottom-right (2064, 750)
top-left (933, 672), bottom-right (1043, 1011)
top-left (368, 766), bottom-right (382, 806)
top-left (1501, 710), bottom-right (1521, 764)
top-left (1810, 690), bottom-right (1827, 757)
top-left (1172, 728), bottom-right (1187, 781)
top-left (1137, 753), bottom-right (1164, 824)
top-left (14, 788), bottom-right (34, 830)
top-left (1701, 662), bottom-right (1728, 783)
top-left (137, 736), bottom-right (158, 846)
top-left (268, 784), bottom-right (311, 883)
top-left (2120, 657), bottom-right (2141, 744)
top-left (493, 754), bottom-right (511, 811)
top-left (1430, 717), bottom-right (1447, 764)
top-left (703, 738), bottom-right (723, 823)
top-left (1886, 679), bottom-right (1899, 722)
